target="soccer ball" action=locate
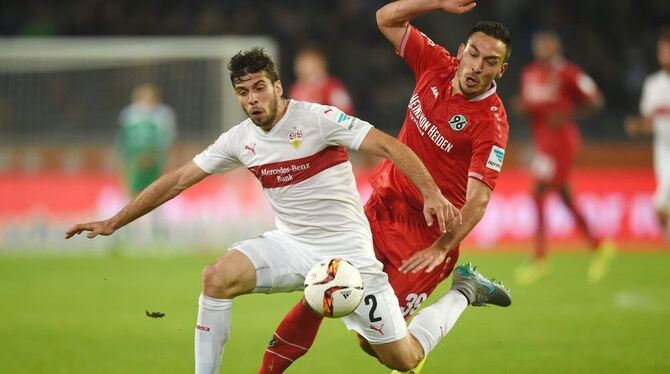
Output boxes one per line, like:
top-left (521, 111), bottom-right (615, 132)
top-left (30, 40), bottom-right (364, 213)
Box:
top-left (304, 258), bottom-right (364, 318)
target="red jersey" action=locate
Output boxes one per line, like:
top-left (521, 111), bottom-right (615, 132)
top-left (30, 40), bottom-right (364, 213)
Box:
top-left (289, 76), bottom-right (355, 114)
top-left (368, 24), bottom-right (509, 227)
top-left (520, 59), bottom-right (600, 154)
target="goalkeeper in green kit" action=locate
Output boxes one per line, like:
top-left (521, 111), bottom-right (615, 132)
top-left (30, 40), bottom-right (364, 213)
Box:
top-left (118, 83), bottom-right (176, 196)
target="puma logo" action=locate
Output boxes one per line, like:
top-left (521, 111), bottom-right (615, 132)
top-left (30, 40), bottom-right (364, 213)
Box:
top-left (369, 324), bottom-right (384, 335)
top-left (244, 144), bottom-right (256, 155)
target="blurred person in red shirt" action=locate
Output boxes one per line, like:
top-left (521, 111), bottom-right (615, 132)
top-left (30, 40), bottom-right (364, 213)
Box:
top-left (289, 47), bottom-right (355, 114)
top-left (515, 31), bottom-right (614, 284)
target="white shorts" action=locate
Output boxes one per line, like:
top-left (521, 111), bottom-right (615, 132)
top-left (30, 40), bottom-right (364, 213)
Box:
top-left (232, 229), bottom-right (407, 344)
top-left (654, 141), bottom-right (670, 213)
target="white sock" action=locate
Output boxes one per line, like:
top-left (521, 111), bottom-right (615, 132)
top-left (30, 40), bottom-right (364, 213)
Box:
top-left (195, 294), bottom-right (233, 374)
top-left (408, 290), bottom-right (468, 355)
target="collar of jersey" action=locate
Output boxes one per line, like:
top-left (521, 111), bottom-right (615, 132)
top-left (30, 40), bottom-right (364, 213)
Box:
top-left (467, 81), bottom-right (497, 102)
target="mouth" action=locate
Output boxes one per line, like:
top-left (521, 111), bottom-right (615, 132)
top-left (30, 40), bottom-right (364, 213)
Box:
top-left (250, 108), bottom-right (264, 117)
top-left (464, 75), bottom-right (479, 87)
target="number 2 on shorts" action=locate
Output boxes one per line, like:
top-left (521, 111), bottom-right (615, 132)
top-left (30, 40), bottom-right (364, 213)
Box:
top-left (364, 294), bottom-right (382, 322)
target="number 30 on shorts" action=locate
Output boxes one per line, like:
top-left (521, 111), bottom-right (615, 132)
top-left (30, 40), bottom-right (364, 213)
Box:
top-left (400, 293), bottom-right (428, 317)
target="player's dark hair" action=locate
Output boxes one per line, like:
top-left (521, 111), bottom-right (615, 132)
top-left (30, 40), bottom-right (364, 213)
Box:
top-left (468, 21), bottom-right (512, 62)
top-left (660, 25), bottom-right (670, 43)
top-left (228, 47), bottom-right (279, 85)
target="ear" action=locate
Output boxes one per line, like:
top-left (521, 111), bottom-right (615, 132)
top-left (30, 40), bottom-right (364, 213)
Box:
top-left (456, 43), bottom-right (465, 60)
top-left (497, 62), bottom-right (509, 79)
top-left (275, 80), bottom-right (284, 97)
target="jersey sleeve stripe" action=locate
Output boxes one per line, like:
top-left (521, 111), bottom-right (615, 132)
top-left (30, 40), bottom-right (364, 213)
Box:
top-left (398, 25), bottom-right (413, 58)
top-left (468, 171), bottom-right (494, 190)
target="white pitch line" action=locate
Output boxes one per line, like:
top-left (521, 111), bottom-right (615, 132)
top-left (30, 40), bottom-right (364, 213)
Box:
top-left (612, 291), bottom-right (665, 312)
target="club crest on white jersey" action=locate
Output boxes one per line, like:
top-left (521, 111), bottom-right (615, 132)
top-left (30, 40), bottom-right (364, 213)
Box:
top-left (288, 127), bottom-right (304, 149)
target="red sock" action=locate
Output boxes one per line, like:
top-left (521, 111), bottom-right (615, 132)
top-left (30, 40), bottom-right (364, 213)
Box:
top-left (565, 201), bottom-right (601, 249)
top-left (258, 300), bottom-right (323, 374)
top-left (534, 193), bottom-right (547, 261)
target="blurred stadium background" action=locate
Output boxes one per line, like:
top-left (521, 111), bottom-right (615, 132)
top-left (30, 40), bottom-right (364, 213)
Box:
top-left (1, 0), bottom-right (668, 373)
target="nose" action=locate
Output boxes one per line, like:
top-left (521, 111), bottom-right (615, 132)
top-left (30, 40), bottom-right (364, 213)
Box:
top-left (472, 59), bottom-right (483, 74)
top-left (247, 91), bottom-right (258, 105)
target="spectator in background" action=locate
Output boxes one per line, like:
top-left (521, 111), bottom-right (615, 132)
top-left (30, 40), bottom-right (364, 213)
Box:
top-left (625, 26), bottom-right (670, 237)
top-left (514, 31), bottom-right (614, 284)
top-left (289, 47), bottom-right (356, 114)
top-left (118, 83), bottom-right (176, 197)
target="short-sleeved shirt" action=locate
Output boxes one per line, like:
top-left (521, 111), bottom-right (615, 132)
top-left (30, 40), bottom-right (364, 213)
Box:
top-left (369, 25), bottom-right (509, 224)
top-left (640, 70), bottom-right (670, 147)
top-left (520, 59), bottom-right (600, 153)
top-left (193, 100), bottom-right (376, 263)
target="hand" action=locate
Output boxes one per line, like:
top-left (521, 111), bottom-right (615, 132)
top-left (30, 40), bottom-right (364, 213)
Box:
top-left (423, 191), bottom-right (462, 233)
top-left (439, 0), bottom-right (478, 14)
top-left (624, 116), bottom-right (642, 137)
top-left (65, 220), bottom-right (116, 239)
top-left (398, 242), bottom-right (453, 274)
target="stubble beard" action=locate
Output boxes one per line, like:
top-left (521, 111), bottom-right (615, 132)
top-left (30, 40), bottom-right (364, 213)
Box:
top-left (249, 94), bottom-right (278, 128)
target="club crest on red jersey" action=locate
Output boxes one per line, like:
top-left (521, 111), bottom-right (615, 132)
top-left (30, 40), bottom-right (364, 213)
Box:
top-left (288, 127), bottom-right (304, 149)
top-left (449, 114), bottom-right (468, 131)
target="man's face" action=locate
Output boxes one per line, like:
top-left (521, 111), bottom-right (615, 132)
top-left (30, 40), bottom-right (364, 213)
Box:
top-left (233, 72), bottom-right (283, 128)
top-left (532, 33), bottom-right (561, 63)
top-left (658, 39), bottom-right (670, 71)
top-left (455, 32), bottom-right (508, 98)
top-left (294, 52), bottom-right (326, 83)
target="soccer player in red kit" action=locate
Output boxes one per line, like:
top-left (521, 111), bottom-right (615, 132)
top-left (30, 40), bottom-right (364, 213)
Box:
top-left (515, 31), bottom-right (615, 285)
top-left (259, 1), bottom-right (513, 373)
top-left (289, 47), bottom-right (356, 114)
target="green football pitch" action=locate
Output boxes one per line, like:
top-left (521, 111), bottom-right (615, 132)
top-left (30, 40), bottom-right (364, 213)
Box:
top-left (1, 248), bottom-right (669, 373)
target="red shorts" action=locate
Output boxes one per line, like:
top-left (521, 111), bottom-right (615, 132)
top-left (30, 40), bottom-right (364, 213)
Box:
top-left (532, 128), bottom-right (580, 187)
top-left (531, 148), bottom-right (577, 187)
top-left (365, 194), bottom-right (459, 318)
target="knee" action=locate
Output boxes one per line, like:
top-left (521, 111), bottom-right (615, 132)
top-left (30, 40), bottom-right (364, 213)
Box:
top-left (201, 257), bottom-right (253, 299)
top-left (373, 341), bottom-right (423, 371)
top-left (381, 353), bottom-right (422, 372)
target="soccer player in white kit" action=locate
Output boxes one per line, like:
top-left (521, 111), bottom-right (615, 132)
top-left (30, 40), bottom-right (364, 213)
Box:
top-left (626, 27), bottom-right (670, 235)
top-left (65, 47), bottom-right (466, 372)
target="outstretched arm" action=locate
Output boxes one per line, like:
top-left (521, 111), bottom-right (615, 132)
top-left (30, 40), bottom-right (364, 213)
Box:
top-left (65, 161), bottom-right (209, 239)
top-left (399, 177), bottom-right (491, 273)
top-left (358, 128), bottom-right (461, 233)
top-left (624, 115), bottom-right (654, 137)
top-left (376, 0), bottom-right (477, 50)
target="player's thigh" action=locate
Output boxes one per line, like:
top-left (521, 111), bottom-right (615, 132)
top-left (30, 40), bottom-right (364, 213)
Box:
top-left (342, 266), bottom-right (407, 344)
top-left (203, 249), bottom-right (257, 298)
top-left (654, 181), bottom-right (670, 215)
top-left (232, 230), bottom-right (314, 294)
top-left (385, 250), bottom-right (459, 318)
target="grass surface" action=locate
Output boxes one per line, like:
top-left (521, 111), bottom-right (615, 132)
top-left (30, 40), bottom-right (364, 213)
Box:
top-left (1, 249), bottom-right (669, 373)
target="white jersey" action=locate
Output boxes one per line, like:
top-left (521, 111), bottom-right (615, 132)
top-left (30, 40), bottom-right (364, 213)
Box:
top-left (193, 100), bottom-right (377, 262)
top-left (640, 70), bottom-right (670, 211)
top-left (641, 70), bottom-right (670, 146)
